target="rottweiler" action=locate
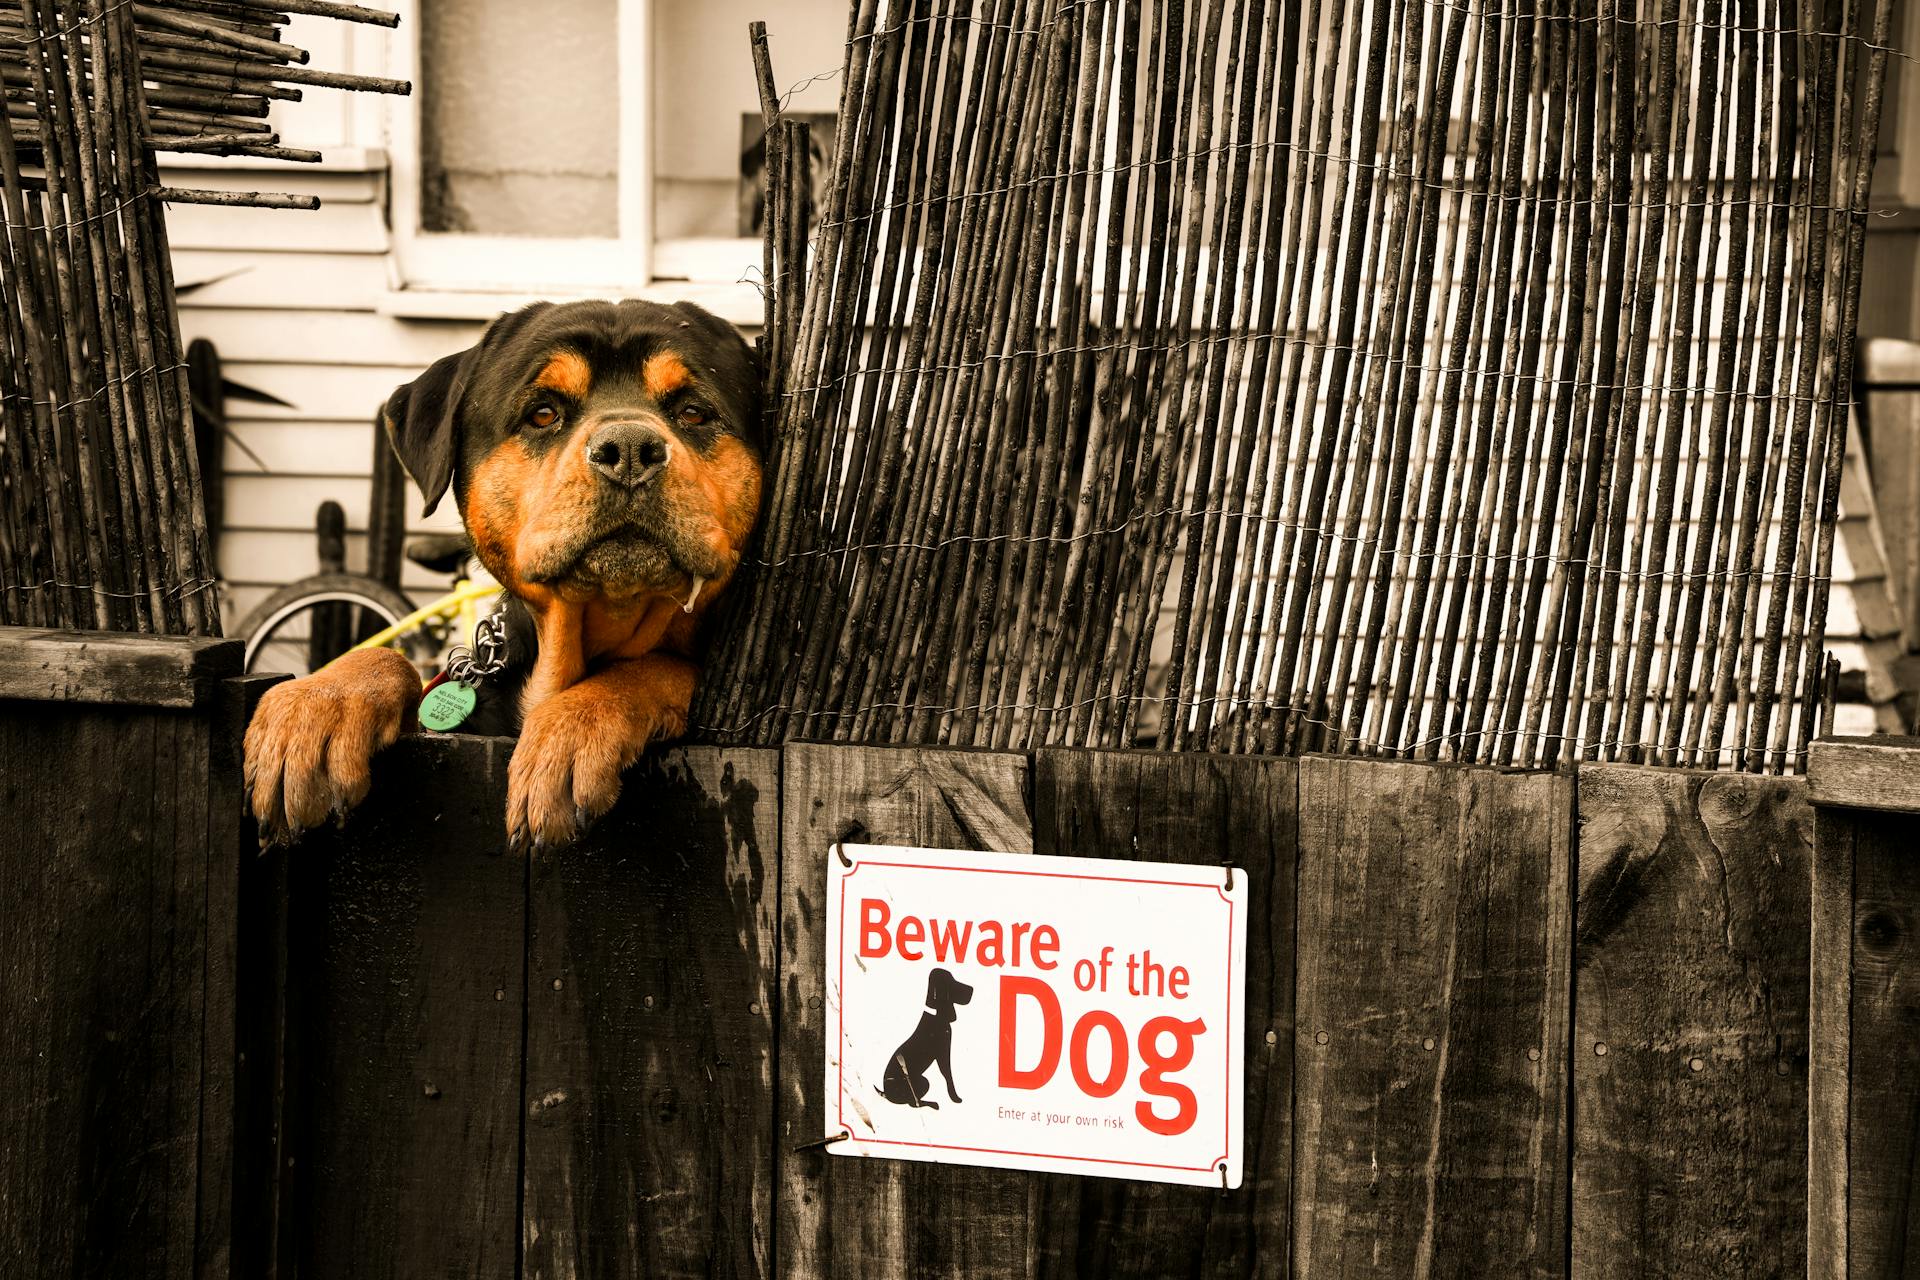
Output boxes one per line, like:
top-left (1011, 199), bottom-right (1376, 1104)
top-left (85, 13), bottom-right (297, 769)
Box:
top-left (244, 299), bottom-right (763, 851)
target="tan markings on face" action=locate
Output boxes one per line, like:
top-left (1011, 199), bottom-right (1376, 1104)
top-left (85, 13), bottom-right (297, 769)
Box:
top-left (642, 351), bottom-right (692, 399)
top-left (534, 350), bottom-right (592, 400)
top-left (471, 442), bottom-right (702, 713)
top-left (462, 441), bottom-right (528, 586)
top-left (663, 434), bottom-right (763, 583)
top-left (468, 435), bottom-right (606, 590)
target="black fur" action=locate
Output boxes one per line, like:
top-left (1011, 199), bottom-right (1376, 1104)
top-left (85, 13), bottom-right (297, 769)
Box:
top-left (380, 299), bottom-right (762, 522)
top-left (379, 299), bottom-right (764, 736)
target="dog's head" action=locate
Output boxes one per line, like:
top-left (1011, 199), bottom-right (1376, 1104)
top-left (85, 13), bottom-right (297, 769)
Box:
top-left (925, 967), bottom-right (975, 1019)
top-left (382, 299), bottom-right (764, 614)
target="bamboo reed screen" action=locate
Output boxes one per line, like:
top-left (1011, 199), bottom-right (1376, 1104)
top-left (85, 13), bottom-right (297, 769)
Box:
top-left (695, 0), bottom-right (1897, 773)
top-left (0, 0), bottom-right (407, 635)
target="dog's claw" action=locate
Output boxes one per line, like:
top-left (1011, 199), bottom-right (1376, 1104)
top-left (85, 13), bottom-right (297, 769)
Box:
top-left (242, 648), bottom-right (420, 847)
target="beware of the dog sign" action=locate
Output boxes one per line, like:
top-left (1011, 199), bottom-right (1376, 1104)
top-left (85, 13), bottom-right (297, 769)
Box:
top-left (823, 843), bottom-right (1247, 1187)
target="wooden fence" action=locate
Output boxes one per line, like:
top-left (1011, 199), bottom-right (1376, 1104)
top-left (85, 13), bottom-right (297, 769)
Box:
top-left (1, 626), bottom-right (1917, 1277)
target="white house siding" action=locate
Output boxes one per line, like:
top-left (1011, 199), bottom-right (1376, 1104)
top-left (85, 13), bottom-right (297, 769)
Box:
top-left (166, 161), bottom-right (486, 635)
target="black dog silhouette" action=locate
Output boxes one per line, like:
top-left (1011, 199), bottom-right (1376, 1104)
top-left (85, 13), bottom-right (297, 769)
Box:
top-left (877, 967), bottom-right (974, 1109)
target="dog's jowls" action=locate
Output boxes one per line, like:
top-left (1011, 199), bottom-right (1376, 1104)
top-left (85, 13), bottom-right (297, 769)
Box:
top-left (245, 298), bottom-right (764, 851)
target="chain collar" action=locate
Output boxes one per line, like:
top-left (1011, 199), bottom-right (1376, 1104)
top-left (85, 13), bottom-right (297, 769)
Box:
top-left (444, 610), bottom-right (509, 688)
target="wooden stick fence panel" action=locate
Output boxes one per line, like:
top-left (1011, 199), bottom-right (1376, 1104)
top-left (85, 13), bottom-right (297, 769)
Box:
top-left (696, 0), bottom-right (1892, 775)
top-left (521, 748), bottom-right (779, 1280)
top-left (1291, 756), bottom-right (1573, 1276)
top-left (0, 0), bottom-right (407, 638)
top-left (1028, 748), bottom-right (1296, 1274)
top-left (1570, 765), bottom-right (1812, 1275)
top-left (281, 736), bottom-right (524, 1280)
top-left (775, 742), bottom-right (1034, 1279)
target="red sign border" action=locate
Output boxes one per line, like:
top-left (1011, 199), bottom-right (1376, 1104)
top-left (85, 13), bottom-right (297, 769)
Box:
top-left (833, 852), bottom-right (1238, 1177)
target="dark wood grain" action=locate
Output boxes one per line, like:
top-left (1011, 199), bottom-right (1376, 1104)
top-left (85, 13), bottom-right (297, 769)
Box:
top-left (1292, 756), bottom-right (1572, 1277)
top-left (203, 672), bottom-right (282, 1280)
top-left (283, 733), bottom-right (525, 1280)
top-left (1847, 805), bottom-right (1920, 1275)
top-left (1572, 765), bottom-right (1812, 1276)
top-left (233, 724), bottom-right (305, 1280)
top-left (521, 746), bottom-right (780, 1280)
top-left (777, 742), bottom-right (1034, 1279)
top-left (1808, 737), bottom-right (1920, 814)
top-left (0, 625), bottom-right (241, 707)
top-left (0, 696), bottom-right (232, 1279)
top-left (1028, 748), bottom-right (1295, 1278)
top-left (1809, 804), bottom-right (1853, 1280)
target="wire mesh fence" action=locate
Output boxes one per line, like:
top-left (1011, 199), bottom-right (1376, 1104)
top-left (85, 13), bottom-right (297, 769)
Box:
top-left (0, 0), bottom-right (407, 635)
top-left (696, 0), bottom-right (1896, 772)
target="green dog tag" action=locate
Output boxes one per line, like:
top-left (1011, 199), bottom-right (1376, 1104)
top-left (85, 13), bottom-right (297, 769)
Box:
top-left (419, 681), bottom-right (477, 732)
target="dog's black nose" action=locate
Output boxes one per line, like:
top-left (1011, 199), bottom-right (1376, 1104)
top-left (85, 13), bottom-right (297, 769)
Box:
top-left (586, 422), bottom-right (672, 488)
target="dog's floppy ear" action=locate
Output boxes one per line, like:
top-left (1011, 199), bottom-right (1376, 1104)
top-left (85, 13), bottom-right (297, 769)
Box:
top-left (381, 303), bottom-right (552, 518)
top-left (381, 348), bottom-right (470, 518)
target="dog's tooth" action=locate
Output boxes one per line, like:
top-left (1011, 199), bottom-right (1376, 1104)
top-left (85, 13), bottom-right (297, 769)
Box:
top-left (683, 574), bottom-right (706, 614)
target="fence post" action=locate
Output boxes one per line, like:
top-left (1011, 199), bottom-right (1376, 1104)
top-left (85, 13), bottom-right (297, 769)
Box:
top-left (1808, 735), bottom-right (1920, 1279)
top-left (0, 625), bottom-right (269, 1280)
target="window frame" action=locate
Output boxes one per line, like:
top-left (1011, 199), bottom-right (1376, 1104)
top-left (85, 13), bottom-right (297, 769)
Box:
top-left (385, 0), bottom-right (648, 291)
top-left (384, 0), bottom-right (767, 300)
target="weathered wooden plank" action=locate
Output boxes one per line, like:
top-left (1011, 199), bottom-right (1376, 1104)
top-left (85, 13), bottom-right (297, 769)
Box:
top-left (1571, 766), bottom-right (1812, 1275)
top-left (219, 675), bottom-right (290, 1280)
top-left (164, 708), bottom-right (213, 1278)
top-left (521, 747), bottom-right (780, 1279)
top-left (1810, 807), bottom-right (1854, 1280)
top-left (0, 699), bottom-right (225, 1279)
top-left (777, 742), bottom-right (1034, 1279)
top-left (1026, 748), bottom-right (1295, 1276)
top-left (0, 626), bottom-right (242, 708)
top-left (284, 734), bottom-right (524, 1280)
top-left (1808, 737), bottom-right (1920, 814)
top-left (1292, 756), bottom-right (1572, 1277)
top-left (1847, 806), bottom-right (1920, 1274)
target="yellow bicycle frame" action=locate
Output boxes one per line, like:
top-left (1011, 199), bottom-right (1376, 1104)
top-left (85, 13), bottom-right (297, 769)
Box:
top-left (347, 577), bottom-right (501, 666)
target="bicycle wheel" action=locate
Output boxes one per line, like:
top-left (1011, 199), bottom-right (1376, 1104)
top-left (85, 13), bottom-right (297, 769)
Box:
top-left (237, 573), bottom-right (423, 677)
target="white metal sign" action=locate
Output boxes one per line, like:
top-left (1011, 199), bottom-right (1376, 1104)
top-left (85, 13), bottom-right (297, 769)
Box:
top-left (823, 843), bottom-right (1247, 1187)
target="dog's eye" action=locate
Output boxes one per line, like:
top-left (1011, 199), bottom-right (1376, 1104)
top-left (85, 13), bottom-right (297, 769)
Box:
top-left (527, 404), bottom-right (562, 429)
top-left (677, 403), bottom-right (709, 427)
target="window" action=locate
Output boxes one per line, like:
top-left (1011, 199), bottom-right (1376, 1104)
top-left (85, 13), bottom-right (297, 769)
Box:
top-left (386, 0), bottom-right (844, 305)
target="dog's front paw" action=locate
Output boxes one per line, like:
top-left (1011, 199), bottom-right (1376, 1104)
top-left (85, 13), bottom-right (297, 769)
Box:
top-left (506, 690), bottom-right (635, 853)
top-left (244, 648), bottom-right (423, 846)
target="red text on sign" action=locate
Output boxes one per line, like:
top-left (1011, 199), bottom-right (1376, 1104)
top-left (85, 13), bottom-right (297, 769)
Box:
top-left (996, 975), bottom-right (1207, 1135)
top-left (859, 898), bottom-right (1060, 969)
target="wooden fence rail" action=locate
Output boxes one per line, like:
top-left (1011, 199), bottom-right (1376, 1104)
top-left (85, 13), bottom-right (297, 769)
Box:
top-left (3, 628), bottom-right (1918, 1277)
